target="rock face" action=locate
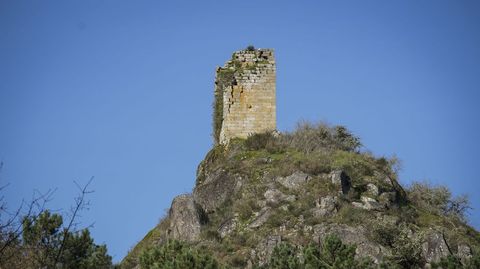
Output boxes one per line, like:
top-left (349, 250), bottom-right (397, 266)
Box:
top-left (193, 169), bottom-right (242, 213)
top-left (329, 170), bottom-right (351, 194)
top-left (276, 171), bottom-right (310, 190)
top-left (313, 223), bottom-right (389, 263)
top-left (457, 244), bottom-right (473, 263)
top-left (366, 183), bottom-right (379, 197)
top-left (313, 195), bottom-right (338, 217)
top-left (252, 235), bottom-right (282, 267)
top-left (352, 196), bottom-right (383, 211)
top-left (168, 194), bottom-right (202, 242)
top-left (249, 207), bottom-right (272, 229)
top-left (422, 231), bottom-right (451, 263)
top-left (218, 218), bottom-right (237, 238)
top-left (264, 188), bottom-right (295, 205)
top-left (378, 191), bottom-right (396, 207)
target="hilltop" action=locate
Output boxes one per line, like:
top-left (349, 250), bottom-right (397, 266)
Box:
top-left (121, 122), bottom-right (480, 269)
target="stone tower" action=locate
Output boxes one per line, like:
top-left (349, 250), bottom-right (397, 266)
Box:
top-left (213, 48), bottom-right (276, 144)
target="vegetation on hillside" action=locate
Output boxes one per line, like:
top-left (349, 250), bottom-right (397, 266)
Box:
top-left (266, 234), bottom-right (375, 269)
top-left (140, 239), bottom-right (221, 269)
top-left (138, 235), bottom-right (480, 269)
top-left (122, 121), bottom-right (479, 269)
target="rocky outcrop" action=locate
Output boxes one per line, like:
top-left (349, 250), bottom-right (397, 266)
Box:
top-left (276, 171), bottom-right (310, 190)
top-left (422, 230), bottom-right (451, 264)
top-left (168, 194), bottom-right (202, 242)
top-left (329, 170), bottom-right (351, 194)
top-left (218, 218), bottom-right (238, 238)
top-left (264, 188), bottom-right (295, 205)
top-left (251, 235), bottom-right (282, 267)
top-left (352, 196), bottom-right (384, 211)
top-left (457, 244), bottom-right (473, 263)
top-left (313, 223), bottom-right (389, 263)
top-left (366, 183), bottom-right (379, 197)
top-left (193, 169), bottom-right (243, 213)
top-left (378, 191), bottom-right (396, 208)
top-left (312, 195), bottom-right (338, 217)
top-left (249, 207), bottom-right (272, 229)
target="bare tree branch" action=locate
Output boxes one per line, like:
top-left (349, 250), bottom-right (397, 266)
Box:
top-left (0, 188), bottom-right (54, 258)
top-left (54, 176), bottom-right (94, 264)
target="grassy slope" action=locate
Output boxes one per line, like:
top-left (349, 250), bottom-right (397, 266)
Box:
top-left (121, 125), bottom-right (480, 268)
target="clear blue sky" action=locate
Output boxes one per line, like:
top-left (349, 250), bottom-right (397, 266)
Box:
top-left (1, 0), bottom-right (479, 263)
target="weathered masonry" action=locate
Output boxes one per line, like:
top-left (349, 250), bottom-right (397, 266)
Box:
top-left (213, 48), bottom-right (276, 144)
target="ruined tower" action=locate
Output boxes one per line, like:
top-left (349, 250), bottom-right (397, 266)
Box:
top-left (213, 48), bottom-right (276, 144)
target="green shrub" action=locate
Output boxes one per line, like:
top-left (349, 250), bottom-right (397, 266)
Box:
top-left (202, 228), bottom-right (222, 242)
top-left (432, 255), bottom-right (462, 269)
top-left (139, 240), bottom-right (220, 269)
top-left (333, 126), bottom-right (362, 151)
top-left (315, 234), bottom-right (373, 269)
top-left (431, 252), bottom-right (480, 269)
top-left (229, 252), bottom-right (247, 267)
top-left (465, 252), bottom-right (480, 269)
top-left (407, 182), bottom-right (471, 222)
top-left (267, 235), bottom-right (374, 269)
top-left (387, 225), bottom-right (424, 269)
top-left (228, 232), bottom-right (248, 247)
top-left (267, 243), bottom-right (301, 269)
top-left (389, 205), bottom-right (418, 225)
top-left (281, 122), bottom-right (361, 154)
top-left (20, 211), bottom-right (112, 269)
top-left (370, 222), bottom-right (400, 247)
top-left (274, 158), bottom-right (301, 177)
top-left (234, 196), bottom-right (260, 222)
top-left (408, 182), bottom-right (450, 212)
top-left (266, 210), bottom-right (290, 228)
top-left (332, 151), bottom-right (376, 181)
top-left (296, 153), bottom-right (333, 175)
top-left (335, 205), bottom-right (372, 225)
top-left (244, 132), bottom-right (283, 153)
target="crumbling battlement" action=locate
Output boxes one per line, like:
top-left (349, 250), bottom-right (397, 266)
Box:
top-left (213, 48), bottom-right (276, 144)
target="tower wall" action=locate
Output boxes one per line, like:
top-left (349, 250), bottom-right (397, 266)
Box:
top-left (213, 48), bottom-right (276, 144)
